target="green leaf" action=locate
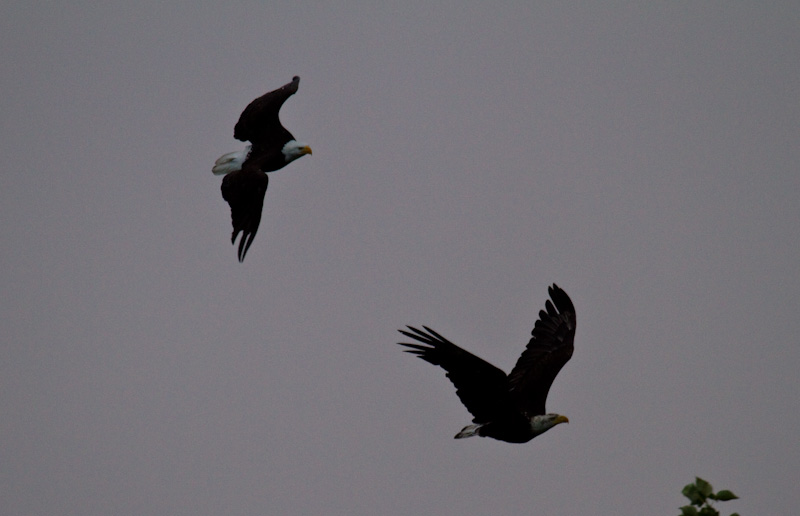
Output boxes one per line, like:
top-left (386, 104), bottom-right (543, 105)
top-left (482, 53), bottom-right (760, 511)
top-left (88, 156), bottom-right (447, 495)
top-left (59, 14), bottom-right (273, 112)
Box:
top-left (682, 484), bottom-right (706, 505)
top-left (713, 489), bottom-right (738, 501)
top-left (695, 477), bottom-right (714, 497)
top-left (698, 506), bottom-right (719, 516)
top-left (679, 505), bottom-right (699, 516)
top-left (730, 513), bottom-right (740, 516)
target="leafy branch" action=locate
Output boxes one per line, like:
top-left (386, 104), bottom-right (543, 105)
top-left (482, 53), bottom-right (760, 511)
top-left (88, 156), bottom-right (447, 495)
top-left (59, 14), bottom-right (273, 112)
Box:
top-left (679, 477), bottom-right (739, 516)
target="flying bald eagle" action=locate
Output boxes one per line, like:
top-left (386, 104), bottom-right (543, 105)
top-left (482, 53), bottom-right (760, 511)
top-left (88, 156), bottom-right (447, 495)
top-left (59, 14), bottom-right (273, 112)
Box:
top-left (212, 76), bottom-right (312, 262)
top-left (398, 284), bottom-right (575, 443)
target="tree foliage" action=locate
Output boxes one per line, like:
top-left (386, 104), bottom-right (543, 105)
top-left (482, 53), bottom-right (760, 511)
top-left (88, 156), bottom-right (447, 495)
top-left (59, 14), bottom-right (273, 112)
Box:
top-left (679, 477), bottom-right (739, 516)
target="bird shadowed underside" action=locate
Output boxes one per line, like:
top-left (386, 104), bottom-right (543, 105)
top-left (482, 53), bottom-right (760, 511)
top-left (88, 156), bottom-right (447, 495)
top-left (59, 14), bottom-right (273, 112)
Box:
top-left (397, 284), bottom-right (576, 443)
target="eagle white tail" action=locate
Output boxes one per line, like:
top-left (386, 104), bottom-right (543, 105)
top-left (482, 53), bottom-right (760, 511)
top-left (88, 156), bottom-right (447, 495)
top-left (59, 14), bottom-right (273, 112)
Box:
top-left (212, 147), bottom-right (250, 176)
top-left (454, 424), bottom-right (483, 439)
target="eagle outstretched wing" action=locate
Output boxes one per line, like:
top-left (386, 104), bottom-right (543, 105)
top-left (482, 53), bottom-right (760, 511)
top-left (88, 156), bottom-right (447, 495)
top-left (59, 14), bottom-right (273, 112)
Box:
top-left (507, 284), bottom-right (576, 416)
top-left (220, 166), bottom-right (269, 262)
top-left (398, 326), bottom-right (514, 423)
top-left (233, 76), bottom-right (299, 147)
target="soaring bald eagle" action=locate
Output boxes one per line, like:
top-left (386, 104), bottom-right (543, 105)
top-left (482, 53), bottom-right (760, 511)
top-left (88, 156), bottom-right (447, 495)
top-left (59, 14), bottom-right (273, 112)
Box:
top-left (212, 76), bottom-right (312, 262)
top-left (398, 284), bottom-right (575, 443)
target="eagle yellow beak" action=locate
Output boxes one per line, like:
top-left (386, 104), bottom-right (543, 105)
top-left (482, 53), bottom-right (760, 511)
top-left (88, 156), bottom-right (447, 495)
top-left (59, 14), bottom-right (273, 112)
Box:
top-left (555, 415), bottom-right (569, 425)
top-left (303, 145), bottom-right (312, 156)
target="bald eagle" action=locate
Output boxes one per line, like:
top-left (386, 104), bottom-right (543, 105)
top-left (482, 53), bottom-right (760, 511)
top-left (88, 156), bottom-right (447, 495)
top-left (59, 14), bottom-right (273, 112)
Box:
top-left (212, 76), bottom-right (312, 262)
top-left (398, 284), bottom-right (575, 443)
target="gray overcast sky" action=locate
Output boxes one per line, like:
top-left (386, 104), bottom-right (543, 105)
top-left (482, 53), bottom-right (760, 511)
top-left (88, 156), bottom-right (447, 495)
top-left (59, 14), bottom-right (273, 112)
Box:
top-left (2, 2), bottom-right (798, 515)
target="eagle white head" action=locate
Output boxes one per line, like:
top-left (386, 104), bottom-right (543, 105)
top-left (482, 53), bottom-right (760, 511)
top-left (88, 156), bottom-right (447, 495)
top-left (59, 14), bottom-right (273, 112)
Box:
top-left (282, 140), bottom-right (313, 163)
top-left (529, 414), bottom-right (569, 437)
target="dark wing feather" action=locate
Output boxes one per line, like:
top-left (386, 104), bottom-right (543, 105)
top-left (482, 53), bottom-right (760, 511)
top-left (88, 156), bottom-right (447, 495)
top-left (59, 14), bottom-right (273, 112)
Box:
top-left (398, 326), bottom-right (512, 423)
top-left (507, 284), bottom-right (576, 416)
top-left (220, 165), bottom-right (269, 262)
top-left (233, 76), bottom-right (299, 146)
